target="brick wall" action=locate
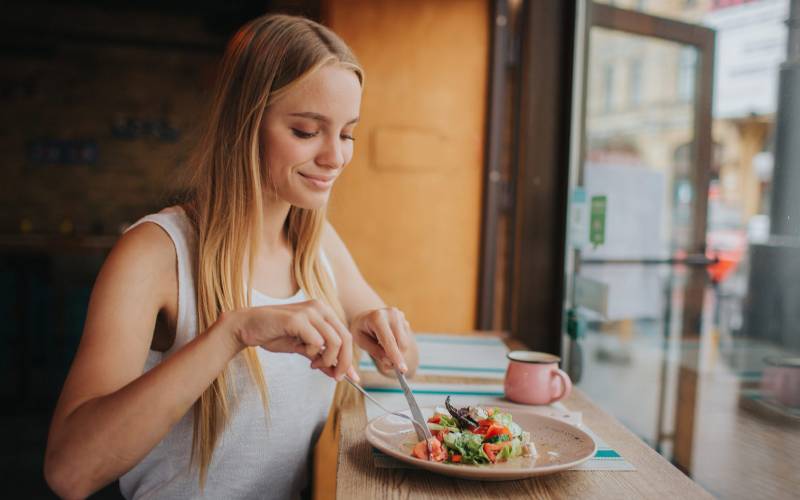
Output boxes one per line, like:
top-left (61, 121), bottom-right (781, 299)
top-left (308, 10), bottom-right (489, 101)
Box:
top-left (0, 2), bottom-right (228, 235)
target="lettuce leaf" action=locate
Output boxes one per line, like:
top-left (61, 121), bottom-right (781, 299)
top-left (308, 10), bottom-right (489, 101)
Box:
top-left (436, 413), bottom-right (459, 429)
top-left (486, 433), bottom-right (511, 444)
top-left (490, 411), bottom-right (513, 428)
top-left (496, 438), bottom-right (523, 462)
top-left (427, 423), bottom-right (449, 432)
top-left (443, 431), bottom-right (490, 464)
top-left (490, 412), bottom-right (522, 437)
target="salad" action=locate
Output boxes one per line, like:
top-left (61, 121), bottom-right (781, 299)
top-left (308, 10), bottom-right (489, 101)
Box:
top-left (411, 396), bottom-right (535, 464)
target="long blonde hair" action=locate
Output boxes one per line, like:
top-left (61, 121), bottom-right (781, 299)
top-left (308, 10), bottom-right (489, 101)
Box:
top-left (183, 14), bottom-right (363, 486)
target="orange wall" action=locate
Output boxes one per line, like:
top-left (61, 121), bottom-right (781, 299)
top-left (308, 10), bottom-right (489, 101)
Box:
top-left (325, 0), bottom-right (488, 332)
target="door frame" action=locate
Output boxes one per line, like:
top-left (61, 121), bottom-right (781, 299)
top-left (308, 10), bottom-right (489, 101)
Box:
top-left (477, 0), bottom-right (514, 331)
top-left (507, 0), bottom-right (577, 354)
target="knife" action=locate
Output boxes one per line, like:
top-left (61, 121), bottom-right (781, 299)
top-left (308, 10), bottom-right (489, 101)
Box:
top-left (394, 368), bottom-right (433, 443)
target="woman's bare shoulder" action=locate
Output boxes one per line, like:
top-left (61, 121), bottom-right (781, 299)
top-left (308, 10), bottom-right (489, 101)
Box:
top-left (99, 222), bottom-right (178, 309)
top-left (51, 222), bottom-right (179, 423)
top-left (112, 222), bottom-right (176, 275)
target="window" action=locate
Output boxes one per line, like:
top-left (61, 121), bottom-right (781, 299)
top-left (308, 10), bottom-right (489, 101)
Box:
top-left (630, 59), bottom-right (643, 107)
top-left (604, 64), bottom-right (615, 111)
top-left (677, 47), bottom-right (696, 102)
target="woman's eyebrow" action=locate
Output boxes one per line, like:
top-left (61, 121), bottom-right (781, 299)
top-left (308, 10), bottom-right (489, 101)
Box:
top-left (289, 111), bottom-right (359, 125)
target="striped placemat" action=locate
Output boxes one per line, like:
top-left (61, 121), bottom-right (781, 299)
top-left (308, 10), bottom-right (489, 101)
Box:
top-left (359, 334), bottom-right (509, 378)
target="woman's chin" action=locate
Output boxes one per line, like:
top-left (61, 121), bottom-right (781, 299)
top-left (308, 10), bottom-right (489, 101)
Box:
top-left (289, 193), bottom-right (330, 210)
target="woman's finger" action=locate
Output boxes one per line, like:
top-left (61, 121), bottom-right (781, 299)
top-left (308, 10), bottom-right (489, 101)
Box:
top-left (374, 313), bottom-right (407, 373)
top-left (387, 309), bottom-right (410, 352)
top-left (292, 318), bottom-right (326, 360)
top-left (346, 365), bottom-right (360, 382)
top-left (376, 357), bottom-right (394, 372)
top-left (290, 338), bottom-right (309, 356)
top-left (321, 311), bottom-right (353, 381)
top-left (318, 365), bottom-right (337, 379)
top-left (309, 314), bottom-right (341, 370)
top-left (354, 331), bottom-right (386, 365)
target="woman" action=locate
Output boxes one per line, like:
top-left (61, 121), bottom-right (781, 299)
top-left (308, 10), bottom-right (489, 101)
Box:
top-left (44, 14), bottom-right (419, 500)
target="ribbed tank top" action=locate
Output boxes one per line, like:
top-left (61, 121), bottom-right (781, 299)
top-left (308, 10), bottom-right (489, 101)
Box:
top-left (118, 206), bottom-right (337, 500)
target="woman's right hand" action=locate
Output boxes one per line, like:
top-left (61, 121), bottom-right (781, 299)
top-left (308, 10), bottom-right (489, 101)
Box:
top-left (230, 299), bottom-right (358, 381)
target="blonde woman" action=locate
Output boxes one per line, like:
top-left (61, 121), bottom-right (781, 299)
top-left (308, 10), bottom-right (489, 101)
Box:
top-left (44, 14), bottom-right (419, 500)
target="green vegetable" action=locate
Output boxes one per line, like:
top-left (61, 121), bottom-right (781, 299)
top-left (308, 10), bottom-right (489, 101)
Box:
top-left (490, 412), bottom-right (522, 437)
top-left (490, 411), bottom-right (512, 428)
top-left (434, 402), bottom-right (531, 466)
top-left (437, 413), bottom-right (459, 429)
top-left (428, 423), bottom-right (458, 433)
top-left (486, 433), bottom-right (511, 444)
top-left (443, 431), bottom-right (490, 464)
top-left (496, 438), bottom-right (523, 461)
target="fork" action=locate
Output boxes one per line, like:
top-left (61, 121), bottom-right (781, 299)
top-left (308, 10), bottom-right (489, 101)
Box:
top-left (344, 375), bottom-right (434, 459)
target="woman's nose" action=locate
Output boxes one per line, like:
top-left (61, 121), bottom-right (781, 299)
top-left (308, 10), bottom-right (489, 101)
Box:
top-left (316, 135), bottom-right (345, 170)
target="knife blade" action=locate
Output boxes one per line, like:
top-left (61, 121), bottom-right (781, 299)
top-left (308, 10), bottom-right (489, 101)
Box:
top-left (394, 368), bottom-right (432, 442)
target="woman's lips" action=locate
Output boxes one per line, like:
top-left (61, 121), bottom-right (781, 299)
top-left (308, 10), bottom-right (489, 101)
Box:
top-left (298, 172), bottom-right (335, 190)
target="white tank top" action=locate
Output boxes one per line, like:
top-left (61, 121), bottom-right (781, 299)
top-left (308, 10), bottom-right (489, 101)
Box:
top-left (118, 206), bottom-right (337, 500)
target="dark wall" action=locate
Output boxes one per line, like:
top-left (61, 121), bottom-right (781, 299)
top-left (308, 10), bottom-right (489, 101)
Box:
top-left (0, 2), bottom-right (318, 497)
top-left (1, 1), bottom-right (320, 235)
top-left (0, 0), bottom-right (321, 409)
top-left (0, 3), bottom-right (225, 235)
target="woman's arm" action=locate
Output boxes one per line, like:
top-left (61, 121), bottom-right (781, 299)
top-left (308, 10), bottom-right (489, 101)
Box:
top-left (44, 224), bottom-right (356, 499)
top-left (321, 222), bottom-right (419, 376)
top-left (44, 224), bottom-right (245, 499)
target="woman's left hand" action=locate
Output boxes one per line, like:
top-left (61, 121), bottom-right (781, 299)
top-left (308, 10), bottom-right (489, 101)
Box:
top-left (350, 307), bottom-right (418, 375)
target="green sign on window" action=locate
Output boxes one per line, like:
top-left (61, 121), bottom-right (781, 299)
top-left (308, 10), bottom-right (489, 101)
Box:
top-left (590, 195), bottom-right (606, 248)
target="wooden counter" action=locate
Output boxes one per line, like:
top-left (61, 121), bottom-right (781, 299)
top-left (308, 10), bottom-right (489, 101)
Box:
top-left (313, 332), bottom-right (712, 499)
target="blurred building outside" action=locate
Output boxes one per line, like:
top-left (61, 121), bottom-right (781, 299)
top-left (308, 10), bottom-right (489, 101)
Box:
top-left (586, 0), bottom-right (787, 345)
top-left (570, 2), bottom-right (800, 497)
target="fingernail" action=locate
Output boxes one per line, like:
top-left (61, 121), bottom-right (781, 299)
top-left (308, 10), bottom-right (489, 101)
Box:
top-left (335, 374), bottom-right (344, 382)
top-left (400, 362), bottom-right (408, 373)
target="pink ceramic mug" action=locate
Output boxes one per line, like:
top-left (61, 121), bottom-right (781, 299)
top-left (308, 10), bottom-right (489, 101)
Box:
top-left (504, 351), bottom-right (572, 405)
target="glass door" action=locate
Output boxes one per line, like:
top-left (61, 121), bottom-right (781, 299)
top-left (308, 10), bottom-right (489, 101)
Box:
top-left (563, 1), bottom-right (715, 473)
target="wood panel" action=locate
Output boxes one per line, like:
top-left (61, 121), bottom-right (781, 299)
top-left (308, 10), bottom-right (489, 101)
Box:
top-left (324, 0), bottom-right (489, 332)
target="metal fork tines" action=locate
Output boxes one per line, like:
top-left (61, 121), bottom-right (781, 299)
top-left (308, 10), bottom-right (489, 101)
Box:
top-left (344, 375), bottom-right (433, 459)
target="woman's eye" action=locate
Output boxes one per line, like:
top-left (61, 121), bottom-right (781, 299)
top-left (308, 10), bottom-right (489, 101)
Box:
top-left (291, 128), bottom-right (318, 139)
top-left (341, 134), bottom-right (356, 141)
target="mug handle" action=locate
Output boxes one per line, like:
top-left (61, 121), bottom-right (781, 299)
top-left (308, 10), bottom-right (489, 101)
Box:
top-left (550, 368), bottom-right (573, 402)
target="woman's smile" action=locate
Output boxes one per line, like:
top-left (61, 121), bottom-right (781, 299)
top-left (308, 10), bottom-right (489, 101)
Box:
top-left (298, 171), bottom-right (336, 190)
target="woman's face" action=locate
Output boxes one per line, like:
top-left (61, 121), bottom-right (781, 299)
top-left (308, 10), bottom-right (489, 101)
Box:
top-left (261, 64), bottom-right (362, 209)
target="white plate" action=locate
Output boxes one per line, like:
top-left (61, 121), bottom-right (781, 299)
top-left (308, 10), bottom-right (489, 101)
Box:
top-left (365, 405), bottom-right (597, 481)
